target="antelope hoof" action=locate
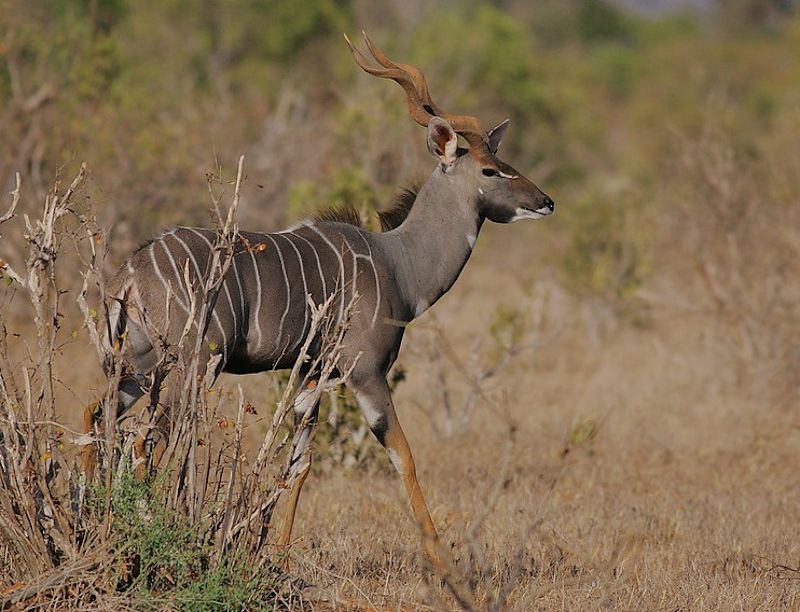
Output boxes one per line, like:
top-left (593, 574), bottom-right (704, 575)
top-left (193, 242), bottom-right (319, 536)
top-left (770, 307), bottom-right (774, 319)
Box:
top-left (423, 537), bottom-right (445, 572)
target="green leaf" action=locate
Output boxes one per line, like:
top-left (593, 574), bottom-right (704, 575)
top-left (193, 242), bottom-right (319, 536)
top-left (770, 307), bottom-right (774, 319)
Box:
top-left (569, 421), bottom-right (598, 445)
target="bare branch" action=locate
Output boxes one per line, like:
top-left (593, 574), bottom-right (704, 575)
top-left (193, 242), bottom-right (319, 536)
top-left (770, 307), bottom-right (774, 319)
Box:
top-left (0, 172), bottom-right (21, 224)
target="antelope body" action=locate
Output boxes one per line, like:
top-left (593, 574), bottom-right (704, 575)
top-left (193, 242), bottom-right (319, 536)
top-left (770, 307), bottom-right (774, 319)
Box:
top-left (82, 33), bottom-right (554, 564)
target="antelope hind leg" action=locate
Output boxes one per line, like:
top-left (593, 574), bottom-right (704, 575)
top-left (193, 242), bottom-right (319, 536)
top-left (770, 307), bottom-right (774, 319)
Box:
top-left (81, 400), bottom-right (103, 480)
top-left (277, 381), bottom-right (320, 554)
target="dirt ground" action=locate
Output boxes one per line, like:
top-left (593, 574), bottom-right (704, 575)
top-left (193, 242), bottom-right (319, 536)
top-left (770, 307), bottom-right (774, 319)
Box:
top-left (13, 218), bottom-right (797, 610)
top-left (198, 223), bottom-right (800, 609)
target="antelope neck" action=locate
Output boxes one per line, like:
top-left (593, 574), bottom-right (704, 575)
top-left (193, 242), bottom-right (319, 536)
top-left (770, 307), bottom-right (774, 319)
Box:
top-left (383, 176), bottom-right (482, 319)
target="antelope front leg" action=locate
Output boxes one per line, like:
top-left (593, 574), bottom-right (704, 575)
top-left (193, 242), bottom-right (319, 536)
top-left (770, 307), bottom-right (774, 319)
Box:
top-left (81, 376), bottom-right (146, 481)
top-left (132, 399), bottom-right (168, 481)
top-left (351, 377), bottom-right (441, 567)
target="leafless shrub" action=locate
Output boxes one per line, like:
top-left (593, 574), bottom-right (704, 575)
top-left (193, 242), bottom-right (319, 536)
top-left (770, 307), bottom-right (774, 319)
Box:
top-left (0, 159), bottom-right (359, 609)
top-left (0, 164), bottom-right (100, 604)
top-left (414, 282), bottom-right (558, 438)
top-left (397, 284), bottom-right (568, 611)
top-left (661, 103), bottom-right (800, 400)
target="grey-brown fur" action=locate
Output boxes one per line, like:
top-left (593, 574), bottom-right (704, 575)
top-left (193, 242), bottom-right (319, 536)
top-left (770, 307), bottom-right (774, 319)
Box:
top-left (89, 36), bottom-right (556, 562)
top-left (107, 118), bottom-right (554, 463)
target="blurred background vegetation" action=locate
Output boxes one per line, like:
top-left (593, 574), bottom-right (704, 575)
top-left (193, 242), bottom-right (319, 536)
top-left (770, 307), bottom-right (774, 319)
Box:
top-left (1, 0), bottom-right (798, 395)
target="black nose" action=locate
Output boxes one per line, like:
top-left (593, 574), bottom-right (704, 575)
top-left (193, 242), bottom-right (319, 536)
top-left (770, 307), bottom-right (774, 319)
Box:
top-left (544, 196), bottom-right (555, 211)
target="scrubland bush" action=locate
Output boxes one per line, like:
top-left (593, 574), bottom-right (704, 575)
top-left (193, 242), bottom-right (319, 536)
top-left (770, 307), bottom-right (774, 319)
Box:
top-left (0, 163), bottom-right (358, 609)
top-left (658, 103), bottom-right (800, 400)
top-left (2, 0), bottom-right (800, 609)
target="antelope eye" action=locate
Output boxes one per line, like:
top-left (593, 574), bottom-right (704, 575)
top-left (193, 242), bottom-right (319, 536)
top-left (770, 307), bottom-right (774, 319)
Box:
top-left (482, 168), bottom-right (498, 177)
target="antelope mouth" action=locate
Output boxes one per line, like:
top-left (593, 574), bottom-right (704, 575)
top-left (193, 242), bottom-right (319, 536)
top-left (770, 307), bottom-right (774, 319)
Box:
top-left (511, 206), bottom-right (552, 222)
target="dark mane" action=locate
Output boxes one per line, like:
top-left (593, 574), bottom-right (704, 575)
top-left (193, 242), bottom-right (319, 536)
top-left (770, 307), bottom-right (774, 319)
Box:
top-left (310, 184), bottom-right (420, 232)
top-left (311, 203), bottom-right (365, 227)
top-left (378, 187), bottom-right (418, 231)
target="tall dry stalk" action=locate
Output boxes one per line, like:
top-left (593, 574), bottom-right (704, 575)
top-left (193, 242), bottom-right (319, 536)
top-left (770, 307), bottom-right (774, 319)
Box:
top-left (0, 159), bottom-right (360, 609)
top-left (0, 165), bottom-right (101, 602)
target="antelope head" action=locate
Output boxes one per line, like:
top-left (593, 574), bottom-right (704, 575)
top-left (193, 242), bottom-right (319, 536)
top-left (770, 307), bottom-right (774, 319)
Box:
top-left (344, 32), bottom-right (555, 224)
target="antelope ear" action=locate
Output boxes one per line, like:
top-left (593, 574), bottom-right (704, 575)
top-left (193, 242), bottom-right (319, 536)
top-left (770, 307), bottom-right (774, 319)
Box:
top-left (427, 117), bottom-right (458, 168)
top-left (487, 119), bottom-right (510, 154)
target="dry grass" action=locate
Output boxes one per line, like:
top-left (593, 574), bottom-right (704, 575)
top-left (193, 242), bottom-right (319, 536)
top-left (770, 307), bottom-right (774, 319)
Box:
top-left (2, 4), bottom-right (799, 608)
top-left (2, 130), bottom-right (799, 609)
top-left (4, 218), bottom-right (800, 610)
top-left (0, 163), bottom-right (366, 610)
top-left (279, 250), bottom-right (800, 610)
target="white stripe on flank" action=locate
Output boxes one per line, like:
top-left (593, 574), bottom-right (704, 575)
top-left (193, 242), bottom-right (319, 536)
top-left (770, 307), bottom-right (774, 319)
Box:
top-left (265, 234), bottom-right (291, 348)
top-left (149, 243), bottom-right (186, 312)
top-left (289, 231), bottom-right (327, 300)
top-left (169, 230), bottom-right (228, 363)
top-left (186, 228), bottom-right (238, 343)
top-left (248, 250), bottom-right (263, 347)
top-left (157, 239), bottom-right (197, 329)
top-left (232, 257), bottom-right (245, 339)
top-left (343, 236), bottom-right (358, 306)
top-left (159, 237), bottom-right (188, 301)
top-left (308, 225), bottom-right (345, 322)
top-left (277, 233), bottom-right (309, 351)
top-left (354, 230), bottom-right (381, 327)
top-left (198, 228), bottom-right (248, 338)
top-left (108, 269), bottom-right (135, 346)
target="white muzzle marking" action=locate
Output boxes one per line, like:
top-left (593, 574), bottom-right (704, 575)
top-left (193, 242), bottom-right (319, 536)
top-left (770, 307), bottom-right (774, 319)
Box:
top-left (509, 207), bottom-right (549, 222)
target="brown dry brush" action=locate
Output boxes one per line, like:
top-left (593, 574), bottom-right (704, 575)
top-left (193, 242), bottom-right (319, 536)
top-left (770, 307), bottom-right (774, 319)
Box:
top-left (659, 106), bottom-right (800, 402)
top-left (0, 159), bottom-right (359, 609)
top-left (417, 284), bottom-right (558, 439)
top-left (402, 290), bottom-right (570, 611)
top-left (0, 161), bottom-right (563, 612)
